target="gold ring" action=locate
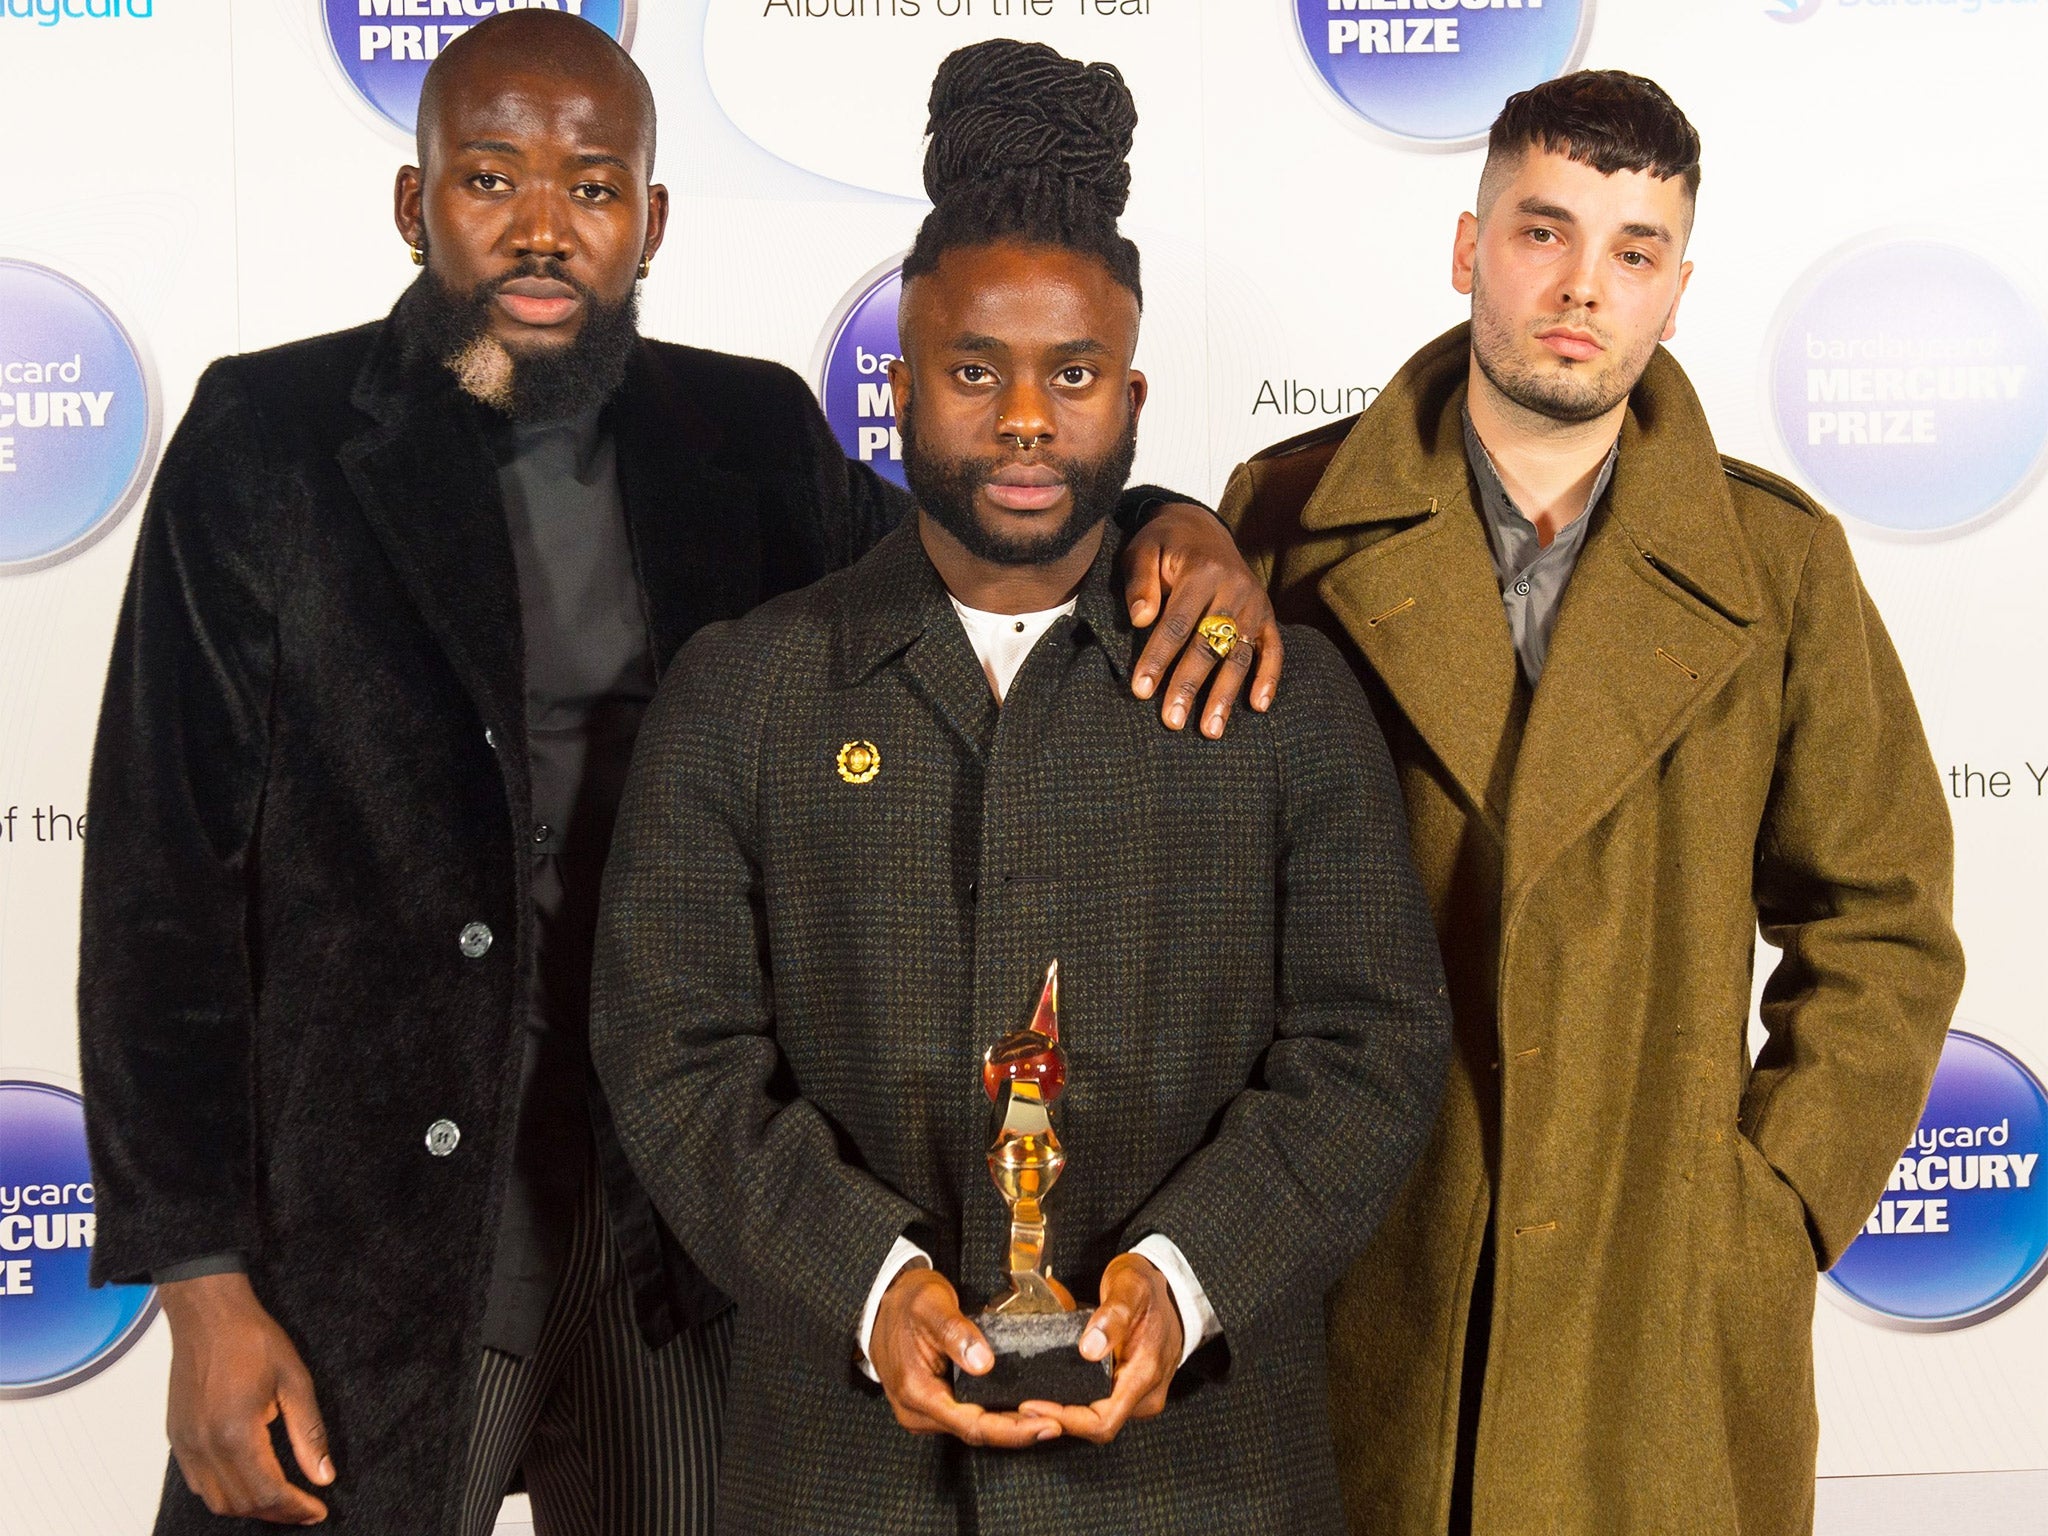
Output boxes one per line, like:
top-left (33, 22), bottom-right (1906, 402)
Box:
top-left (1196, 614), bottom-right (1241, 662)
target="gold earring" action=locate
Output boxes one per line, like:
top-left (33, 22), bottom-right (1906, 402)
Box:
top-left (410, 244), bottom-right (425, 266)
top-left (637, 258), bottom-right (651, 280)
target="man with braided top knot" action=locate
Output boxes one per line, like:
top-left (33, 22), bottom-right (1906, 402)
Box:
top-left (590, 38), bottom-right (1452, 1536)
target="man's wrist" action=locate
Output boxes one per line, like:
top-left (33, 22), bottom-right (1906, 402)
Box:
top-left (1128, 1233), bottom-right (1219, 1368)
top-left (1127, 486), bottom-right (1218, 526)
top-left (857, 1236), bottom-right (932, 1381)
top-left (156, 1267), bottom-right (263, 1328)
top-left (153, 1251), bottom-right (247, 1287)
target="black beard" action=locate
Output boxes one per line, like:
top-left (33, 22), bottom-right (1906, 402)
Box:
top-left (400, 260), bottom-right (639, 424)
top-left (900, 404), bottom-right (1138, 567)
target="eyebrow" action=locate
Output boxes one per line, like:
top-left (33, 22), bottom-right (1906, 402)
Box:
top-left (1517, 197), bottom-right (1672, 245)
top-left (947, 334), bottom-right (1108, 357)
top-left (458, 142), bottom-right (633, 176)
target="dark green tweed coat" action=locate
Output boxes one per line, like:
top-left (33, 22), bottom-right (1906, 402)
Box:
top-left (590, 519), bottom-right (1452, 1535)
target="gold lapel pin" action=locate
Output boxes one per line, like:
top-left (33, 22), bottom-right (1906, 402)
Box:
top-left (836, 739), bottom-right (881, 784)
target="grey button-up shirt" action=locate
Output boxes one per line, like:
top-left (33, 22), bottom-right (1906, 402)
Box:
top-left (1462, 409), bottom-right (1618, 685)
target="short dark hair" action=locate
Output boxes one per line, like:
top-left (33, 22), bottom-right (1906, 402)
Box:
top-left (1482, 69), bottom-right (1701, 207)
top-left (902, 38), bottom-right (1142, 306)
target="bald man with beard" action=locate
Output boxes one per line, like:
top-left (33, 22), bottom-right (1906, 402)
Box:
top-left (75, 14), bottom-right (1273, 1535)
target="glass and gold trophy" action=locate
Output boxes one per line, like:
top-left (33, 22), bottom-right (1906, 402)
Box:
top-left (954, 960), bottom-right (1113, 1408)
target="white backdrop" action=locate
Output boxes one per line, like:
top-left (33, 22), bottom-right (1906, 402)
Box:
top-left (2, 2), bottom-right (2045, 1531)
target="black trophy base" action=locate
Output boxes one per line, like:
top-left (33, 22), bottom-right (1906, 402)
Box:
top-left (953, 1310), bottom-right (1112, 1410)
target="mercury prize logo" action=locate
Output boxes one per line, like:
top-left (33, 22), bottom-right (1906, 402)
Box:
top-left (0, 259), bottom-right (158, 575)
top-left (815, 258), bottom-right (907, 491)
top-left (322, 0), bottom-right (636, 135)
top-left (1289, 0), bottom-right (1593, 149)
top-left (1768, 239), bottom-right (2048, 537)
top-left (1825, 1031), bottom-right (2048, 1331)
top-left (0, 1079), bottom-right (158, 1398)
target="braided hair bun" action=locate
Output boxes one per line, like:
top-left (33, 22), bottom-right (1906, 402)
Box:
top-left (903, 38), bottom-right (1143, 303)
top-left (922, 39), bottom-right (1136, 219)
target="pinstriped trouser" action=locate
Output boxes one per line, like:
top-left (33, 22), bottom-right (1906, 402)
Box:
top-left (461, 1170), bottom-right (733, 1536)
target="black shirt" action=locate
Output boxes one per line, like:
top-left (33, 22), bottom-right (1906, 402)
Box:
top-left (481, 405), bottom-right (657, 1355)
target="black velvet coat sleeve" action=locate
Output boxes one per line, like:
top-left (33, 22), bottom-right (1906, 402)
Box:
top-left (80, 359), bottom-right (283, 1285)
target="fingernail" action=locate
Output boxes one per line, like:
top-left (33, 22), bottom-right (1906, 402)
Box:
top-left (1166, 705), bottom-right (1185, 729)
top-left (1080, 1328), bottom-right (1106, 1359)
top-left (967, 1343), bottom-right (993, 1372)
top-left (1037, 1423), bottom-right (1060, 1441)
top-left (1133, 676), bottom-right (1154, 698)
top-left (318, 1458), bottom-right (335, 1483)
top-left (1255, 689), bottom-right (1273, 710)
top-left (1204, 715), bottom-right (1223, 738)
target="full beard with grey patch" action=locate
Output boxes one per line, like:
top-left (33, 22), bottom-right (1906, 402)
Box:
top-left (400, 258), bottom-right (639, 424)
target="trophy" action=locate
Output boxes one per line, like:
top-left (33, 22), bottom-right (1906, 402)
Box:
top-left (954, 960), bottom-right (1113, 1409)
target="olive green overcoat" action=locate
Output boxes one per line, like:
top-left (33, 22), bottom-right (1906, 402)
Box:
top-left (1222, 326), bottom-right (1965, 1536)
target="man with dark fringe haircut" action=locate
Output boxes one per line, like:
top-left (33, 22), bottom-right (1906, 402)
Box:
top-left (1224, 69), bottom-right (1960, 1536)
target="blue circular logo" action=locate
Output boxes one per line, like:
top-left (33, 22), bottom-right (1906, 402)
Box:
top-left (321, 0), bottom-right (637, 136)
top-left (815, 258), bottom-right (906, 491)
top-left (0, 260), bottom-right (158, 575)
top-left (1768, 239), bottom-right (2048, 538)
top-left (0, 1079), bottom-right (157, 1398)
top-left (1289, 0), bottom-right (1593, 149)
top-left (1825, 1031), bottom-right (2048, 1331)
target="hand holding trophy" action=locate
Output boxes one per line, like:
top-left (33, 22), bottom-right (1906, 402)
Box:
top-left (875, 958), bottom-right (1176, 1440)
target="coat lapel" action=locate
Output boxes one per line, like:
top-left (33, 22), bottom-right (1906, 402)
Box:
top-left (902, 624), bottom-right (1000, 760)
top-left (609, 346), bottom-right (765, 673)
top-left (1303, 329), bottom-right (1525, 833)
top-left (1290, 326), bottom-right (1766, 885)
top-left (1318, 492), bottom-right (1525, 835)
top-left (835, 519), bottom-right (997, 758)
top-left (339, 315), bottom-right (527, 756)
top-left (1500, 346), bottom-right (1763, 908)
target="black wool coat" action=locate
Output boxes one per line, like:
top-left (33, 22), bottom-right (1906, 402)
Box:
top-left (590, 522), bottom-right (1455, 1535)
top-left (77, 295), bottom-right (911, 1535)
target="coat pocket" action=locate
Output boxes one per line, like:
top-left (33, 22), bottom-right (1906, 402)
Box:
top-left (1731, 1129), bottom-right (1818, 1281)
top-left (1715, 1130), bottom-right (1821, 1533)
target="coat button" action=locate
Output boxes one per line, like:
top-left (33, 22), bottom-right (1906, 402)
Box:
top-left (484, 728), bottom-right (497, 750)
top-left (532, 824), bottom-right (551, 844)
top-left (1514, 579), bottom-right (1531, 597)
top-left (425, 1119), bottom-right (461, 1157)
top-left (459, 921), bottom-right (493, 959)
